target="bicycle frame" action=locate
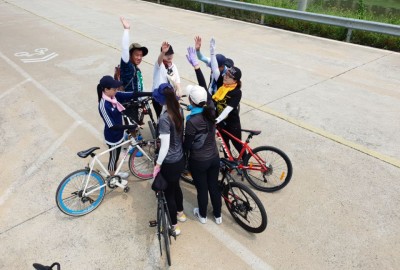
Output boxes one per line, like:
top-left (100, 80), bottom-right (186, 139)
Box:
top-left (216, 127), bottom-right (268, 173)
top-left (81, 137), bottom-right (152, 197)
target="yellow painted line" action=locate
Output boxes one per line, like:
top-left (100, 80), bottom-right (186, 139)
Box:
top-left (8, 1), bottom-right (399, 169)
top-left (243, 99), bottom-right (400, 169)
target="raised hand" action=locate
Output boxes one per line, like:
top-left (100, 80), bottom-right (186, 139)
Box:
top-left (186, 47), bottom-right (199, 67)
top-left (161, 41), bottom-right (170, 54)
top-left (210, 38), bottom-right (216, 55)
top-left (194, 36), bottom-right (202, 51)
top-left (120, 16), bottom-right (130, 29)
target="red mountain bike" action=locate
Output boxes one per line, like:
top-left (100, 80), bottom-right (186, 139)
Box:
top-left (181, 115), bottom-right (292, 192)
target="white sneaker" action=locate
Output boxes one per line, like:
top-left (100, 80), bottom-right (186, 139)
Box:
top-left (214, 216), bottom-right (222, 225)
top-left (193, 208), bottom-right (207, 224)
top-left (173, 225), bottom-right (181, 236)
top-left (117, 171), bottom-right (129, 179)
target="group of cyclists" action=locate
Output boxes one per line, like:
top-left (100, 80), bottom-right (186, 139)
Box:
top-left (97, 17), bottom-right (244, 236)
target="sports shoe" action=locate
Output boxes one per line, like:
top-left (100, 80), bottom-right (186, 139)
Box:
top-left (193, 208), bottom-right (207, 224)
top-left (214, 216), bottom-right (222, 225)
top-left (173, 225), bottom-right (181, 236)
top-left (177, 212), bottom-right (187, 222)
top-left (117, 171), bottom-right (129, 179)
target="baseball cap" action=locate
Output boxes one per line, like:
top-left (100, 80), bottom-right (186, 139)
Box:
top-left (227, 66), bottom-right (242, 81)
top-left (216, 54), bottom-right (226, 67)
top-left (129, 43), bottom-right (148, 56)
top-left (225, 58), bottom-right (234, 68)
top-left (99, 75), bottom-right (123, 89)
top-left (153, 83), bottom-right (173, 105)
top-left (186, 85), bottom-right (207, 105)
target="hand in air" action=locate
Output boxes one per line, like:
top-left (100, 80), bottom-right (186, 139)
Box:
top-left (210, 38), bottom-right (216, 55)
top-left (120, 16), bottom-right (130, 29)
top-left (186, 47), bottom-right (199, 67)
top-left (194, 36), bottom-right (202, 51)
top-left (161, 41), bottom-right (170, 54)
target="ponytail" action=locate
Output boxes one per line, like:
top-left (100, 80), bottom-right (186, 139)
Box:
top-left (97, 84), bottom-right (103, 102)
top-left (197, 102), bottom-right (215, 123)
top-left (164, 88), bottom-right (183, 133)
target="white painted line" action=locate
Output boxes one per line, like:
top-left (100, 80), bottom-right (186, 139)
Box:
top-left (0, 78), bottom-right (31, 99)
top-left (21, 52), bottom-right (58, 63)
top-left (0, 50), bottom-right (102, 141)
top-left (0, 121), bottom-right (81, 206)
top-left (183, 200), bottom-right (273, 270)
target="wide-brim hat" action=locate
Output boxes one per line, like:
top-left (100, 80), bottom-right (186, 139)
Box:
top-left (129, 43), bottom-right (148, 56)
top-left (153, 83), bottom-right (173, 105)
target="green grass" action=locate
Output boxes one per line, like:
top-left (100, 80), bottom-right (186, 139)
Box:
top-left (144, 0), bottom-right (400, 52)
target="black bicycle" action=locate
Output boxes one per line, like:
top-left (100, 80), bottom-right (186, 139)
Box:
top-left (149, 191), bottom-right (176, 266)
top-left (122, 96), bottom-right (157, 139)
top-left (184, 158), bottom-right (268, 233)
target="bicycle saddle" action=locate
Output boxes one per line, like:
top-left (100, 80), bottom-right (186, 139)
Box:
top-left (241, 129), bottom-right (261, 136)
top-left (77, 147), bottom-right (100, 158)
top-left (33, 262), bottom-right (60, 270)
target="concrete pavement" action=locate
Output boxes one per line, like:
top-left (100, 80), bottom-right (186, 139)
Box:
top-left (0, 0), bottom-right (399, 269)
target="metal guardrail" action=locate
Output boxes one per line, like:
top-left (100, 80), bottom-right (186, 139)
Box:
top-left (193, 0), bottom-right (400, 41)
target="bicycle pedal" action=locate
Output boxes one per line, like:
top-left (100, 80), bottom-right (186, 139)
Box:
top-left (149, 220), bottom-right (157, 227)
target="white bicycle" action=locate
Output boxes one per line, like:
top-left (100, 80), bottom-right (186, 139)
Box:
top-left (55, 127), bottom-right (158, 217)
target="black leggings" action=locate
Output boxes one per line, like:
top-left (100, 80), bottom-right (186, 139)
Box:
top-left (161, 157), bottom-right (185, 225)
top-left (107, 144), bottom-right (122, 172)
top-left (189, 156), bottom-right (221, 218)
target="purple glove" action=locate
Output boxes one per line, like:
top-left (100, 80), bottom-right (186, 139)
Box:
top-left (210, 38), bottom-right (216, 56)
top-left (186, 47), bottom-right (199, 67)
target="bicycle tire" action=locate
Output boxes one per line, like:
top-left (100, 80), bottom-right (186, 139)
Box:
top-left (223, 181), bottom-right (267, 233)
top-left (148, 120), bottom-right (157, 140)
top-left (243, 146), bottom-right (293, 192)
top-left (129, 142), bottom-right (156, 179)
top-left (161, 200), bottom-right (171, 266)
top-left (157, 198), bottom-right (162, 255)
top-left (55, 169), bottom-right (106, 216)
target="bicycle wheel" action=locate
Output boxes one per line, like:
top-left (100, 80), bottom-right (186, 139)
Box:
top-left (161, 201), bottom-right (171, 266)
top-left (223, 181), bottom-right (267, 233)
top-left (243, 146), bottom-right (293, 192)
top-left (55, 169), bottom-right (106, 216)
top-left (129, 142), bottom-right (156, 179)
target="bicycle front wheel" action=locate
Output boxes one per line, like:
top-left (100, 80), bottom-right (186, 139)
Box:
top-left (243, 146), bottom-right (293, 192)
top-left (55, 169), bottom-right (106, 216)
top-left (223, 182), bottom-right (267, 233)
top-left (129, 142), bottom-right (156, 179)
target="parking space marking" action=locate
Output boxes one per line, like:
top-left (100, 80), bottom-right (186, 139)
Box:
top-left (182, 201), bottom-right (274, 270)
top-left (0, 78), bottom-right (31, 99)
top-left (0, 120), bottom-right (81, 206)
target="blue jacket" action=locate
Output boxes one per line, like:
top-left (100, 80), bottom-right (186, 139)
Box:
top-left (98, 92), bottom-right (133, 145)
